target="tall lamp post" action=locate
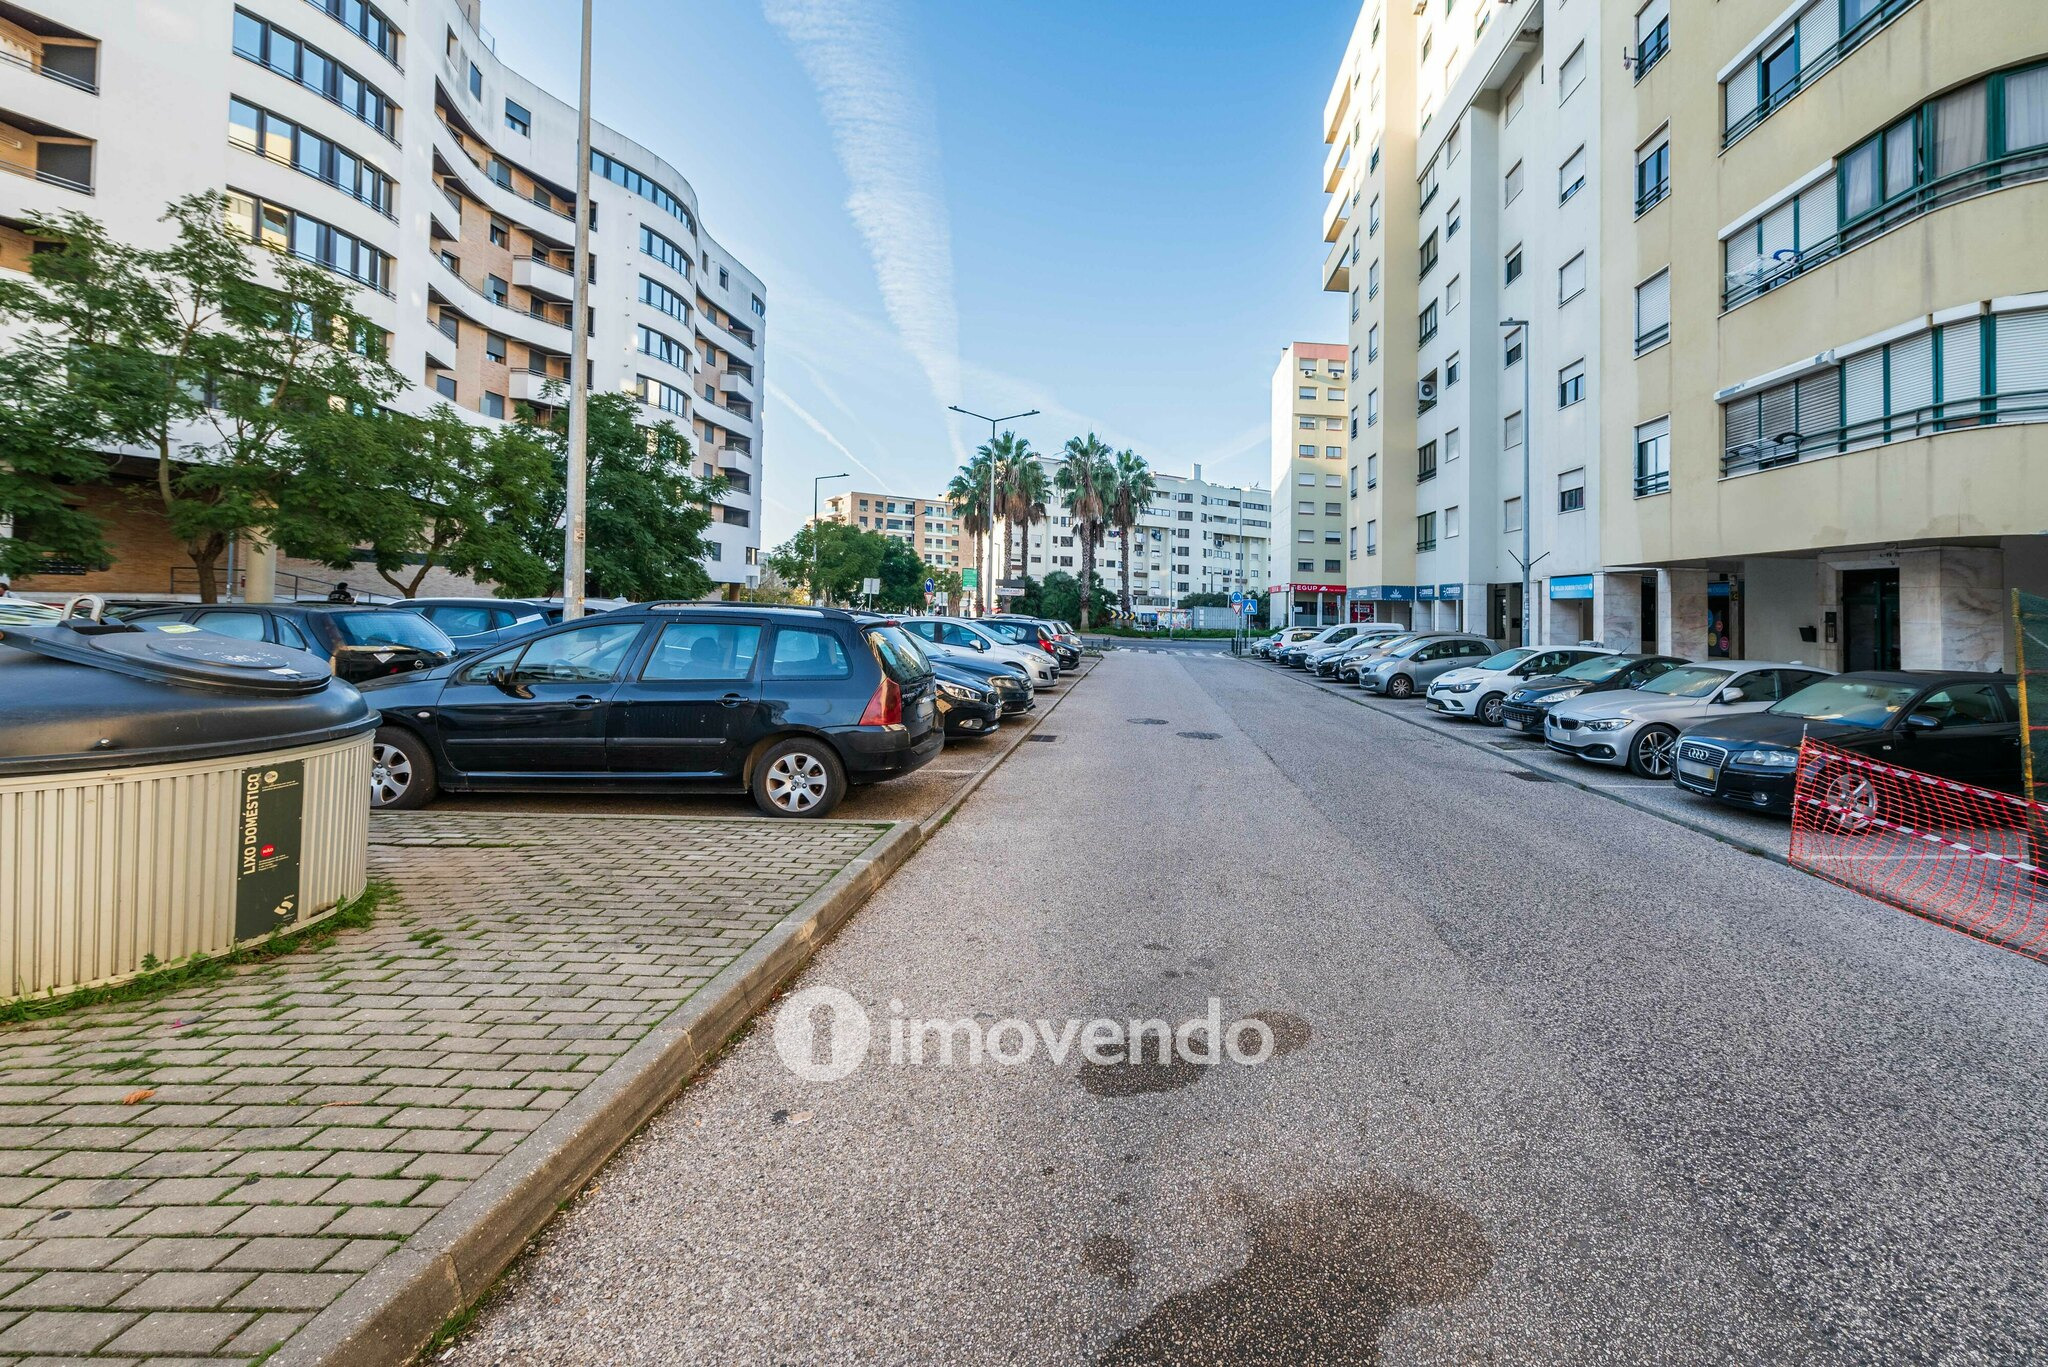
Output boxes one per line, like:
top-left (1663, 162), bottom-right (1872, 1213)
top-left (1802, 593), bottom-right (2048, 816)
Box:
top-left (948, 405), bottom-right (1038, 615)
top-left (1500, 319), bottom-right (1542, 647)
top-left (812, 472), bottom-right (849, 606)
top-left (562, 0), bottom-right (595, 619)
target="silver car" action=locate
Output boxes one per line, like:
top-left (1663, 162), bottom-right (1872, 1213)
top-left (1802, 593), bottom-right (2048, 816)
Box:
top-left (1544, 660), bottom-right (1836, 777)
top-left (1357, 634), bottom-right (1497, 698)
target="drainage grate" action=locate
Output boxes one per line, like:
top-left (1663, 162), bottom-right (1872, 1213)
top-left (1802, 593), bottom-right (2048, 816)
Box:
top-left (1025, 734), bottom-right (1057, 743)
top-left (1507, 770), bottom-right (1554, 782)
top-left (1127, 718), bottom-right (1169, 725)
top-left (1176, 731), bottom-right (1222, 740)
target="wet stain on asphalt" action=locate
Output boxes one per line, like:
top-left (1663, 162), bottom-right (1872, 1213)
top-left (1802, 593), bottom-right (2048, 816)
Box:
top-left (1096, 1177), bottom-right (1493, 1366)
top-left (1176, 731), bottom-right (1223, 740)
top-left (1083, 1234), bottom-right (1138, 1288)
top-left (1141, 943), bottom-right (1169, 952)
top-left (1244, 1009), bottom-right (1312, 1058)
top-left (1078, 1055), bottom-right (1209, 1096)
top-left (1127, 717), bottom-right (1170, 725)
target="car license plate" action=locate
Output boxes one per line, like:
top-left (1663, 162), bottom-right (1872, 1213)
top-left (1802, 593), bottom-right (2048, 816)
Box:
top-left (1677, 758), bottom-right (1717, 785)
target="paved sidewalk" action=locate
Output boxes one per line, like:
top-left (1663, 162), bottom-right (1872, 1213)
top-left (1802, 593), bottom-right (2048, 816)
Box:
top-left (0, 814), bottom-right (887, 1366)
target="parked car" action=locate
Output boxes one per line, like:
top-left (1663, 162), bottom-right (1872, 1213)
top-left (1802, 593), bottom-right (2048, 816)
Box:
top-left (929, 659), bottom-right (1006, 737)
top-left (1313, 627), bottom-right (1411, 677)
top-left (855, 614), bottom-right (1032, 718)
top-left (1277, 623), bottom-right (1371, 668)
top-left (1672, 671), bottom-right (2023, 816)
top-left (984, 615), bottom-right (1079, 669)
top-left (359, 604), bottom-right (942, 817)
top-left (1424, 646), bottom-right (1614, 725)
top-left (1335, 632), bottom-right (1439, 683)
top-left (1498, 654), bottom-right (1689, 734)
top-left (121, 602), bottom-right (457, 685)
top-left (1357, 635), bottom-right (1497, 698)
top-left (392, 598), bottom-right (560, 656)
top-left (1545, 660), bottom-right (1834, 778)
top-left (1254, 627), bottom-right (1321, 658)
top-left (894, 616), bottom-right (1058, 688)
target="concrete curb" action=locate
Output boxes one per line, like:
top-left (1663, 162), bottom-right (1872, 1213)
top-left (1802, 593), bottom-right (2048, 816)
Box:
top-left (276, 663), bottom-right (1100, 1367)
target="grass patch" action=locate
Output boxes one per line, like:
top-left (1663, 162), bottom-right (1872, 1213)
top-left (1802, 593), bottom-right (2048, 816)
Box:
top-left (1085, 625), bottom-right (1246, 640)
top-left (0, 880), bottom-right (397, 1026)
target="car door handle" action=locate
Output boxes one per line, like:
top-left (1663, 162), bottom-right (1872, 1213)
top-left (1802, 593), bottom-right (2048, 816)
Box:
top-left (719, 692), bottom-right (747, 708)
top-left (570, 694), bottom-right (602, 709)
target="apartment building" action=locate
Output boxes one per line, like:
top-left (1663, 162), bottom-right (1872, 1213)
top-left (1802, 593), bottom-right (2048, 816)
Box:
top-left (0, 0), bottom-right (766, 597)
top-left (822, 490), bottom-right (973, 574)
top-left (1322, 0), bottom-right (1606, 645)
top-left (1598, 0), bottom-right (2048, 670)
top-left (1268, 342), bottom-right (1352, 625)
top-left (1018, 460), bottom-right (1271, 611)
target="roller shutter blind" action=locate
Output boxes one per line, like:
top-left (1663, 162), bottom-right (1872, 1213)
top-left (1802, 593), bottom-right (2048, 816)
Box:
top-left (1843, 350), bottom-right (1884, 445)
top-left (1939, 321), bottom-right (1984, 427)
top-left (1889, 331), bottom-right (1935, 437)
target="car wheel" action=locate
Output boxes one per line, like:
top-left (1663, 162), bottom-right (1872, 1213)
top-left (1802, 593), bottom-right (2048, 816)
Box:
top-left (370, 726), bottom-right (437, 810)
top-left (1479, 693), bottom-right (1507, 726)
top-left (1823, 768), bottom-right (1881, 831)
top-left (752, 737), bottom-right (845, 818)
top-left (1386, 674), bottom-right (1415, 699)
top-left (1628, 726), bottom-right (1679, 779)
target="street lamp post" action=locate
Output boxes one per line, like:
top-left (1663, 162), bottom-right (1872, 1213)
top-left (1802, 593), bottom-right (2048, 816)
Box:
top-left (562, 0), bottom-right (595, 619)
top-left (813, 472), bottom-right (849, 606)
top-left (1500, 318), bottom-right (1540, 647)
top-left (948, 405), bottom-right (1038, 615)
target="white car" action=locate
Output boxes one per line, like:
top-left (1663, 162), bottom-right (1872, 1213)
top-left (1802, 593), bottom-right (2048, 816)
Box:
top-left (1544, 660), bottom-right (1835, 777)
top-left (1424, 646), bottom-right (1614, 726)
top-left (896, 617), bottom-right (1058, 689)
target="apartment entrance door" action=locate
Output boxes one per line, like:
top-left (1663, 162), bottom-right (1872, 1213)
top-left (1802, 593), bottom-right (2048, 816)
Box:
top-left (1841, 569), bottom-right (1901, 671)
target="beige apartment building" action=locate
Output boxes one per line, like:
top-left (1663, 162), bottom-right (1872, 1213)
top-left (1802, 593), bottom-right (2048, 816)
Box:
top-left (1269, 342), bottom-right (1354, 625)
top-left (1600, 0), bottom-right (2048, 669)
top-left (821, 490), bottom-right (972, 577)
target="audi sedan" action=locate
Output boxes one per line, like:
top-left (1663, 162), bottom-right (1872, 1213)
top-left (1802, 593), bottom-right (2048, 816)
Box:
top-left (1545, 660), bottom-right (1834, 778)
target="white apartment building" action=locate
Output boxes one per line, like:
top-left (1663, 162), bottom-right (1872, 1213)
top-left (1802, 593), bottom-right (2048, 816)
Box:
top-left (1325, 0), bottom-right (1604, 645)
top-left (1269, 342), bottom-right (1353, 626)
top-left (1016, 460), bottom-right (1271, 610)
top-left (1, 0), bottom-right (765, 597)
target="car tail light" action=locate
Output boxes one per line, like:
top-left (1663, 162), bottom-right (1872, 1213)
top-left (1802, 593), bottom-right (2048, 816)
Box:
top-left (860, 675), bottom-right (902, 726)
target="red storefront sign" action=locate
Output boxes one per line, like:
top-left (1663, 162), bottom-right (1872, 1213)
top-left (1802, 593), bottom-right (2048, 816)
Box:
top-left (1270, 583), bottom-right (1346, 596)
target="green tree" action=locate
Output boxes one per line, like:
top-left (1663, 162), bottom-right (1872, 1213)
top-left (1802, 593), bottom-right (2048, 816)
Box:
top-left (514, 390), bottom-right (723, 601)
top-left (763, 520), bottom-right (883, 605)
top-left (988, 432), bottom-right (1046, 583)
top-left (1106, 448), bottom-right (1157, 618)
top-left (1053, 434), bottom-right (1115, 629)
top-left (0, 194), bottom-right (403, 600)
top-left (1179, 592), bottom-right (1228, 608)
top-left (946, 450), bottom-right (994, 613)
top-left (0, 344), bottom-right (111, 579)
top-left (1041, 569), bottom-right (1114, 627)
top-left (875, 534), bottom-right (932, 610)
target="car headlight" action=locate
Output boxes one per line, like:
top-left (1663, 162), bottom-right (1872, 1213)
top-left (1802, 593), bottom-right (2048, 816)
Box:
top-left (939, 681), bottom-right (986, 703)
top-left (1582, 717), bottom-right (1631, 731)
top-left (1442, 681), bottom-right (1479, 693)
top-left (1545, 687), bottom-right (1586, 702)
top-left (1735, 747), bottom-right (1798, 768)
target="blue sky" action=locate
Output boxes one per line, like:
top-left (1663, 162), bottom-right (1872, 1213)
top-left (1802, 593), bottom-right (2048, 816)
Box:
top-left (481, 0), bottom-right (1355, 546)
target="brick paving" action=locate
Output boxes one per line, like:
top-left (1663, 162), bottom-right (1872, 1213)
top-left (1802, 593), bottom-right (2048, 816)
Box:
top-left (0, 813), bottom-right (887, 1365)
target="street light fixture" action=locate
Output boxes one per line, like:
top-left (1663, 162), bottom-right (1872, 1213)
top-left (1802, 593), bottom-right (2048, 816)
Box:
top-left (562, 0), bottom-right (595, 619)
top-left (948, 405), bottom-right (1038, 615)
top-left (813, 472), bottom-right (850, 606)
top-left (1500, 318), bottom-right (1542, 647)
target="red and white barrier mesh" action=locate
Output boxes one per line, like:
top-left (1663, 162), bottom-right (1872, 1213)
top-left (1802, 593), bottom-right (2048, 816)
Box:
top-left (1789, 738), bottom-right (2048, 960)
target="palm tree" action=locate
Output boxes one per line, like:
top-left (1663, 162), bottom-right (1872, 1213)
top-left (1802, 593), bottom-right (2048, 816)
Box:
top-left (946, 450), bottom-right (994, 613)
top-left (1106, 448), bottom-right (1156, 619)
top-left (990, 433), bottom-right (1048, 583)
top-left (1054, 433), bottom-right (1115, 629)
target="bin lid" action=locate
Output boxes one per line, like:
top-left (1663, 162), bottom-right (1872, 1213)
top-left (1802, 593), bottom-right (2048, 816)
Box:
top-left (0, 622), bottom-right (377, 777)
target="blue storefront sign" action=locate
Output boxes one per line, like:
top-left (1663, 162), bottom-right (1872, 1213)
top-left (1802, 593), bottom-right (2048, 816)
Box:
top-left (1416, 585), bottom-right (1437, 602)
top-left (1549, 574), bottom-right (1594, 600)
top-left (1438, 583), bottom-right (1464, 601)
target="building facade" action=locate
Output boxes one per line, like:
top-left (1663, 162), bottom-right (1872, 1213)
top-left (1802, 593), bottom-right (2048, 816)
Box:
top-left (0, 0), bottom-right (765, 597)
top-left (1597, 0), bottom-right (2048, 671)
top-left (1269, 342), bottom-right (1352, 625)
top-left (822, 490), bottom-right (971, 574)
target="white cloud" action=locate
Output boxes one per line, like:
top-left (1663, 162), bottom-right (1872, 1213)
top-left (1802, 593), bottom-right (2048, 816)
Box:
top-left (763, 0), bottom-right (960, 432)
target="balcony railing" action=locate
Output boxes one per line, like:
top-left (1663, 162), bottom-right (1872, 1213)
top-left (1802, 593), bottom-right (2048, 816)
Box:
top-left (1723, 147), bottom-right (2048, 310)
top-left (1723, 0), bottom-right (1920, 149)
top-left (1634, 469), bottom-right (1670, 497)
top-left (0, 46), bottom-right (98, 95)
top-left (1635, 177), bottom-right (1669, 217)
top-left (1634, 323), bottom-right (1669, 355)
top-left (1633, 22), bottom-right (1668, 84)
top-left (0, 158), bottom-right (91, 195)
top-left (1721, 388), bottom-right (2048, 478)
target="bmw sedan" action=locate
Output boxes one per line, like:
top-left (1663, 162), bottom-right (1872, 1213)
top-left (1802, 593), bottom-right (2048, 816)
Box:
top-left (1545, 660), bottom-right (1834, 778)
top-left (1498, 654), bottom-right (1688, 734)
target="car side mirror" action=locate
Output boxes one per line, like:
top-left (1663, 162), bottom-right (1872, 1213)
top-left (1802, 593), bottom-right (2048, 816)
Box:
top-left (487, 665), bottom-right (532, 699)
top-left (1719, 685), bottom-right (1746, 703)
top-left (1903, 710), bottom-right (1943, 732)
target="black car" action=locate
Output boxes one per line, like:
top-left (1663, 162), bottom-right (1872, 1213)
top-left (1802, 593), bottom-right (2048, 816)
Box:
top-left (121, 602), bottom-right (456, 685)
top-left (985, 616), bottom-right (1080, 669)
top-left (392, 598), bottom-right (561, 656)
top-left (357, 603), bottom-right (942, 817)
top-left (1671, 671), bottom-right (2023, 816)
top-left (930, 660), bottom-right (1005, 737)
top-left (1498, 654), bottom-right (1688, 734)
top-left (934, 653), bottom-right (1034, 716)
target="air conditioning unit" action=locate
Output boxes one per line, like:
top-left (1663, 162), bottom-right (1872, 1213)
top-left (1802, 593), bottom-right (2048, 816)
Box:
top-left (1417, 378), bottom-right (1438, 403)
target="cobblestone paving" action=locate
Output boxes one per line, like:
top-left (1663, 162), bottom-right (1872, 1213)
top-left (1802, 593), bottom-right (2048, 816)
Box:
top-left (0, 813), bottom-right (886, 1365)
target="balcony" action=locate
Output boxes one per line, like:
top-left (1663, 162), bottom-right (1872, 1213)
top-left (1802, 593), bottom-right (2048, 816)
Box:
top-left (1322, 189), bottom-right (1349, 243)
top-left (513, 253), bottom-right (574, 300)
top-left (509, 367), bottom-right (567, 405)
top-left (0, 6), bottom-right (97, 94)
top-left (1322, 135), bottom-right (1351, 194)
top-left (428, 254), bottom-right (569, 354)
top-left (0, 109), bottom-right (92, 194)
top-left (1323, 234), bottom-right (1350, 293)
top-left (718, 368), bottom-right (755, 403)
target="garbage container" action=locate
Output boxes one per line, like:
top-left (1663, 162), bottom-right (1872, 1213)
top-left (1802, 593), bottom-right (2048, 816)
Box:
top-left (0, 608), bottom-right (376, 1000)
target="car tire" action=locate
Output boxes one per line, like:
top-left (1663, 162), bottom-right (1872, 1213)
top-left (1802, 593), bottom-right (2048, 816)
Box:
top-left (1628, 725), bottom-right (1679, 779)
top-left (752, 737), bottom-right (846, 818)
top-left (1479, 693), bottom-right (1507, 726)
top-left (1386, 674), bottom-right (1415, 699)
top-left (370, 725), bottom-right (437, 810)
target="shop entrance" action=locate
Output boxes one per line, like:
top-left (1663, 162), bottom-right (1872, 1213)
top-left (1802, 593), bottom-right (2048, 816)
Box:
top-left (1841, 569), bottom-right (1901, 670)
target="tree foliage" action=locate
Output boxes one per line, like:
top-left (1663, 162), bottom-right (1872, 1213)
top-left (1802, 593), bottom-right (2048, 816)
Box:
top-left (1106, 448), bottom-right (1157, 617)
top-left (764, 521), bottom-right (944, 610)
top-left (1054, 434), bottom-right (1115, 629)
top-left (946, 451), bottom-right (994, 612)
top-left (1038, 569), bottom-right (1114, 628)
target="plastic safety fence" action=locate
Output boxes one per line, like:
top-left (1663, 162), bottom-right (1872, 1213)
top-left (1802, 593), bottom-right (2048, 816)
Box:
top-left (1789, 738), bottom-right (2048, 961)
top-left (2016, 589), bottom-right (2048, 807)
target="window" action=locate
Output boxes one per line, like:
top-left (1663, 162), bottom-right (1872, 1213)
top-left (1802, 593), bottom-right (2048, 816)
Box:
top-left (1505, 331), bottom-right (1524, 366)
top-left (1416, 512), bottom-right (1437, 551)
top-left (484, 333), bottom-right (506, 363)
top-left (1328, 388), bottom-right (1345, 402)
top-left (221, 191), bottom-right (391, 291)
top-left (593, 148), bottom-right (696, 232)
top-left (1635, 269), bottom-right (1671, 352)
top-left (1297, 473), bottom-right (1317, 487)
top-left (1366, 389), bottom-right (1379, 426)
top-left (1418, 302), bottom-right (1438, 343)
top-left (1419, 229), bottom-right (1439, 277)
top-left (1445, 505), bottom-right (1462, 539)
top-left (1506, 74), bottom-right (1525, 122)
top-left (1300, 386), bottom-right (1317, 401)
top-left (1446, 200), bottom-right (1462, 241)
top-left (1505, 160), bottom-right (1524, 205)
top-left (1350, 345), bottom-right (1359, 378)
top-left (1325, 473), bottom-right (1343, 487)
top-left (1298, 560), bottom-right (1315, 572)
top-left (1369, 194), bottom-right (1381, 235)
top-left (1417, 441), bottom-right (1438, 482)
top-left (768, 627), bottom-right (851, 680)
top-left (1505, 245), bottom-right (1523, 285)
top-left (1559, 252), bottom-right (1587, 302)
top-left (1351, 287), bottom-right (1361, 322)
top-left (1447, 123), bottom-right (1462, 166)
top-left (1350, 465), bottom-right (1359, 496)
top-left (508, 621), bottom-right (644, 684)
top-left (1445, 276), bottom-right (1461, 315)
top-left (1558, 359), bottom-right (1586, 407)
top-left (1446, 352), bottom-right (1462, 386)
top-left (304, 0), bottom-right (400, 65)
top-left (1324, 559), bottom-right (1343, 573)
top-left (468, 62), bottom-right (482, 98)
top-left (481, 391), bottom-right (505, 419)
top-left (1559, 146), bottom-right (1587, 203)
top-left (752, 294), bottom-right (767, 317)
top-left (1505, 410), bottom-right (1525, 449)
top-left (1635, 416), bottom-right (1671, 496)
top-left (641, 225), bottom-right (691, 278)
top-left (643, 622), bottom-right (760, 682)
top-left (1326, 417), bottom-right (1343, 431)
top-left (1299, 416), bottom-right (1317, 430)
top-left (1299, 444), bottom-right (1316, 458)
top-left (1298, 530), bottom-right (1315, 544)
top-left (1558, 469), bottom-right (1587, 513)
top-left (1636, 0), bottom-right (1670, 79)
top-left (1636, 133), bottom-right (1670, 214)
top-left (1350, 526), bottom-right (1358, 558)
top-left (639, 375), bottom-right (687, 415)
top-left (487, 220), bottom-right (509, 247)
top-left (1419, 156), bottom-right (1440, 209)
top-left (231, 9), bottom-right (397, 139)
top-left (1445, 428), bottom-right (1462, 462)
top-left (1560, 43), bottom-right (1586, 102)
top-left (1298, 500), bottom-right (1316, 515)
top-left (638, 325), bottom-right (688, 369)
top-left (1368, 324), bottom-right (1380, 361)
top-left (1350, 405), bottom-right (1359, 437)
top-left (639, 275), bottom-right (689, 322)
top-left (1325, 446), bottom-right (1343, 459)
top-left (1366, 519), bottom-right (1378, 556)
top-left (433, 374), bottom-right (457, 399)
top-left (1366, 454), bottom-right (1379, 487)
top-left (505, 99), bottom-right (531, 136)
top-left (485, 273), bottom-right (508, 305)
top-left (1503, 497), bottom-right (1523, 533)
top-left (1368, 259), bottom-right (1381, 299)
top-left (227, 98), bottom-right (395, 215)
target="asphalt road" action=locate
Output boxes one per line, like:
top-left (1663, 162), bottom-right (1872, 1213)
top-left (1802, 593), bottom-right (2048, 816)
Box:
top-left (447, 649), bottom-right (2048, 1366)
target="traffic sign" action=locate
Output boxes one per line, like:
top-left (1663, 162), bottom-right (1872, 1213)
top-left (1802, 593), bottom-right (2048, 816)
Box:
top-left (924, 578), bottom-right (935, 595)
top-left (961, 569), bottom-right (979, 589)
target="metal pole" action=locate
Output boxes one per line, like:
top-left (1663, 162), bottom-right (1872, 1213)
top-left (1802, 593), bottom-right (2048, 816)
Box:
top-left (948, 405), bottom-right (1038, 617)
top-left (1502, 319), bottom-right (1533, 647)
top-left (813, 472), bottom-right (848, 606)
top-left (562, 0), bottom-right (594, 620)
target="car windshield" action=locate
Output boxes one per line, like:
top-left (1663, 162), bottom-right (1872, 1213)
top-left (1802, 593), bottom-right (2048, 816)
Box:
top-left (1640, 665), bottom-right (1731, 698)
top-left (1768, 677), bottom-right (1919, 728)
top-left (866, 625), bottom-right (933, 682)
top-left (980, 621), bottom-right (1029, 643)
top-left (332, 611), bottom-right (453, 652)
top-left (1389, 637), bottom-right (1435, 659)
top-left (1477, 648), bottom-right (1535, 671)
top-left (1559, 654), bottom-right (1640, 683)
